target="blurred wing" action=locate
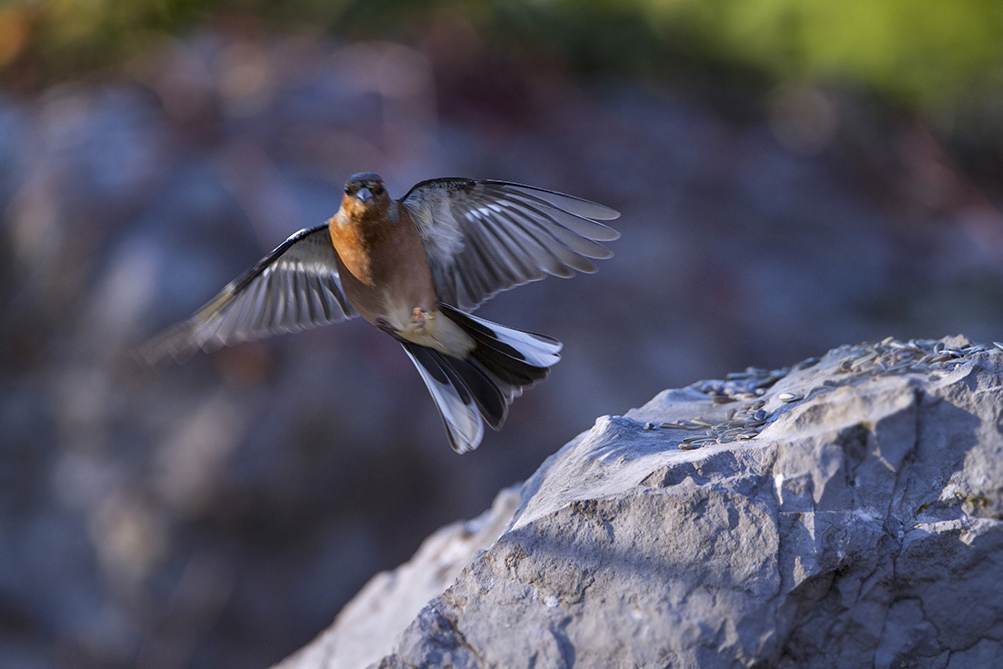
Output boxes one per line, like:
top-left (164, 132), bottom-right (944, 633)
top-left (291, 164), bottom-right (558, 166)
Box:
top-left (400, 179), bottom-right (620, 311)
top-left (135, 225), bottom-right (357, 365)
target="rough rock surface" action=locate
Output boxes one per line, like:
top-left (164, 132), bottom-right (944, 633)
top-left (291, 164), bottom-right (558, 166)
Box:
top-left (276, 489), bottom-right (521, 669)
top-left (281, 335), bottom-right (1003, 668)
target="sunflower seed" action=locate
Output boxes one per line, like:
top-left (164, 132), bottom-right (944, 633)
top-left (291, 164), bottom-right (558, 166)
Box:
top-left (886, 361), bottom-right (917, 374)
top-left (851, 352), bottom-right (877, 370)
top-left (796, 357), bottom-right (821, 370)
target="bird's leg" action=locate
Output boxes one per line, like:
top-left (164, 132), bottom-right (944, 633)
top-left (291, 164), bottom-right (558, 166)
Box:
top-left (410, 307), bottom-right (430, 330)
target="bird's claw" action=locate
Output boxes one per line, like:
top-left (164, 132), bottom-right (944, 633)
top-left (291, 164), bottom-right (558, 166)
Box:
top-left (410, 307), bottom-right (430, 329)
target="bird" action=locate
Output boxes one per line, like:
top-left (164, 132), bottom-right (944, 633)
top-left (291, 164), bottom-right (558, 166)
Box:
top-left (135, 172), bottom-right (620, 453)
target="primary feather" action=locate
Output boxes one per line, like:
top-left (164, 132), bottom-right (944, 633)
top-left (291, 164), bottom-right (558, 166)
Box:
top-left (134, 225), bottom-right (356, 365)
top-left (401, 179), bottom-right (620, 311)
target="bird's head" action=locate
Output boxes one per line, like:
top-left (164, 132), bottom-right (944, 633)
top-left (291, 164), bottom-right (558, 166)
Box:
top-left (340, 172), bottom-right (391, 222)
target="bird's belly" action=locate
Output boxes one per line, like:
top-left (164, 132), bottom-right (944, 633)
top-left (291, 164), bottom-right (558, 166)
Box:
top-left (341, 274), bottom-right (432, 327)
top-left (381, 301), bottom-right (474, 357)
top-left (334, 247), bottom-right (432, 323)
top-left (329, 221), bottom-right (472, 355)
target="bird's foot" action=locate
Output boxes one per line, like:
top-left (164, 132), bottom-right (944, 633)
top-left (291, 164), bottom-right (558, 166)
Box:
top-left (410, 307), bottom-right (432, 333)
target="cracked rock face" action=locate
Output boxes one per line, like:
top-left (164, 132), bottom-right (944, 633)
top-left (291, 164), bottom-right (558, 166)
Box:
top-left (281, 336), bottom-right (1003, 668)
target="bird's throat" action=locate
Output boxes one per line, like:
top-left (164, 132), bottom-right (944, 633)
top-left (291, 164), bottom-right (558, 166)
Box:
top-left (328, 216), bottom-right (384, 285)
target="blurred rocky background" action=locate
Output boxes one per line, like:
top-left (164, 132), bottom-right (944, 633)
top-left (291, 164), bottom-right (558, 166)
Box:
top-left (1, 1), bottom-right (1002, 667)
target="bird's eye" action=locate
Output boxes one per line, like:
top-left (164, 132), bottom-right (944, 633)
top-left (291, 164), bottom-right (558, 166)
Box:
top-left (344, 186), bottom-right (353, 195)
top-left (373, 184), bottom-right (385, 195)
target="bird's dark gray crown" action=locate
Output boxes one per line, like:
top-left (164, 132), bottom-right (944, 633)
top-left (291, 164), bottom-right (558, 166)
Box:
top-left (346, 172), bottom-right (385, 190)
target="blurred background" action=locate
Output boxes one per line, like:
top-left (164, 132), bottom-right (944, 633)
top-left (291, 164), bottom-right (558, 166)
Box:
top-left (2, 0), bottom-right (1003, 666)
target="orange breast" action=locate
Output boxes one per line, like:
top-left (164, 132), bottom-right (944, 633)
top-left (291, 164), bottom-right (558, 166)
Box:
top-left (327, 206), bottom-right (439, 326)
top-left (328, 220), bottom-right (376, 286)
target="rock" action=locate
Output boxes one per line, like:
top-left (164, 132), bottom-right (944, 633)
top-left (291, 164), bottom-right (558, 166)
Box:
top-left (276, 488), bottom-right (521, 669)
top-left (281, 336), bottom-right (1003, 668)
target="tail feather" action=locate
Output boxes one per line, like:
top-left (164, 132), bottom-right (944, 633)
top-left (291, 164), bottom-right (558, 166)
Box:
top-left (401, 343), bottom-right (485, 453)
top-left (447, 313), bottom-right (553, 392)
top-left (403, 342), bottom-right (507, 428)
top-left (402, 305), bottom-right (562, 454)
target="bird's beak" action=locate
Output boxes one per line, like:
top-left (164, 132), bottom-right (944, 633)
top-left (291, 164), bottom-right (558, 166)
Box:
top-left (356, 187), bottom-right (372, 204)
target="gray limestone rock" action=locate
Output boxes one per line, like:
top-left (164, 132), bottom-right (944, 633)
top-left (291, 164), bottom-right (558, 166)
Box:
top-left (281, 336), bottom-right (1003, 668)
top-left (275, 489), bottom-right (521, 669)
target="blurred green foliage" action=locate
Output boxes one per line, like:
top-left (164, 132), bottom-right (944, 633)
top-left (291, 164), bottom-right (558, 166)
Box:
top-left (3, 0), bottom-right (1002, 115)
top-left (665, 0), bottom-right (1003, 108)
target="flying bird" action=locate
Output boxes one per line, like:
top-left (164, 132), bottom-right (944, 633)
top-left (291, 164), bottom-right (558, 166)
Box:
top-left (136, 173), bottom-right (620, 453)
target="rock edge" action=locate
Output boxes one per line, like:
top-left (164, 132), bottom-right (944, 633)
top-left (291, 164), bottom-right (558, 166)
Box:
top-left (281, 336), bottom-right (1003, 668)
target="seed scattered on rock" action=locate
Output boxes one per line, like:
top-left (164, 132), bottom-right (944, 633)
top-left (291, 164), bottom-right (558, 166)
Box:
top-left (672, 337), bottom-right (995, 451)
top-left (796, 357), bottom-right (821, 370)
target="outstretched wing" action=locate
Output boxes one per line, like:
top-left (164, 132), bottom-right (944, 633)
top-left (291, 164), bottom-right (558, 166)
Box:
top-left (135, 225), bottom-right (357, 365)
top-left (400, 179), bottom-right (620, 311)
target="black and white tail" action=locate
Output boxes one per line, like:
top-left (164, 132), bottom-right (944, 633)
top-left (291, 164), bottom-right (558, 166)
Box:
top-left (400, 305), bottom-right (562, 454)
